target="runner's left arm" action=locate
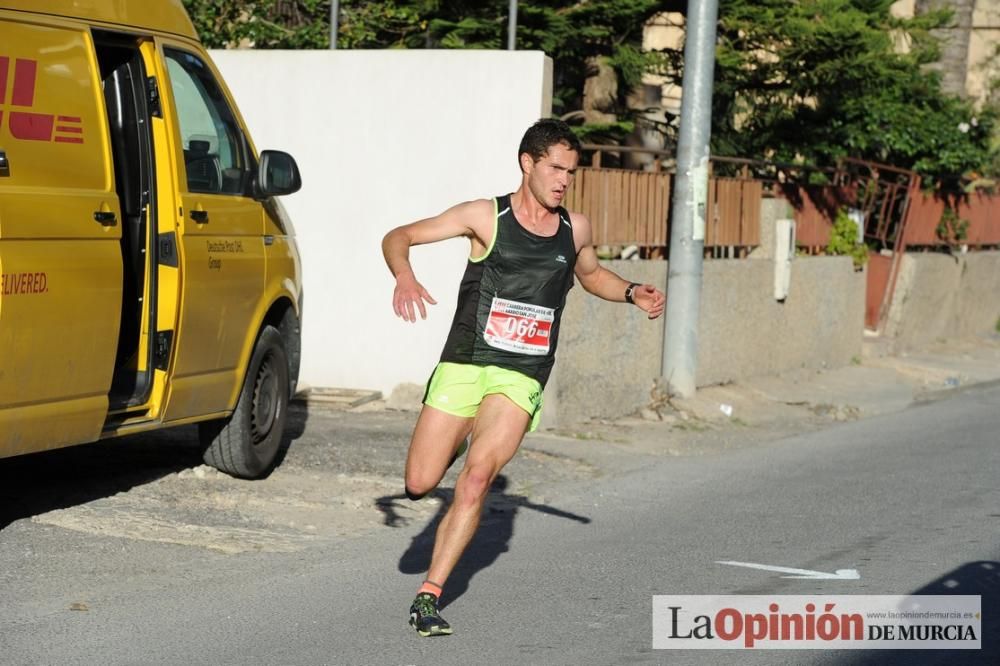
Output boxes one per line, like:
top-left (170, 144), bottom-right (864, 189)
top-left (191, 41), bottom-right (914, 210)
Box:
top-left (571, 212), bottom-right (666, 319)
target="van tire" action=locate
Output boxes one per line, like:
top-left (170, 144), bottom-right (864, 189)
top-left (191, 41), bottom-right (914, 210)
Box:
top-left (199, 326), bottom-right (289, 479)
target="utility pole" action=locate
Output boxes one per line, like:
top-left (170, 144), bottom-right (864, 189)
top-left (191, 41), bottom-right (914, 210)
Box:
top-left (508, 0), bottom-right (518, 50)
top-left (661, 0), bottom-right (719, 398)
top-left (330, 0), bottom-right (339, 49)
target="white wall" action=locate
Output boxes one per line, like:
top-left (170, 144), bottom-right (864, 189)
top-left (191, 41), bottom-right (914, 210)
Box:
top-left (209, 50), bottom-right (553, 394)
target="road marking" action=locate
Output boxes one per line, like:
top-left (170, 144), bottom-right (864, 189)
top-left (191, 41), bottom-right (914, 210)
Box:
top-left (716, 560), bottom-right (860, 580)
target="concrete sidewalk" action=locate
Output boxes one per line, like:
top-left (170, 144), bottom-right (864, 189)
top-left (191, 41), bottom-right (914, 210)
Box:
top-left (667, 335), bottom-right (1000, 427)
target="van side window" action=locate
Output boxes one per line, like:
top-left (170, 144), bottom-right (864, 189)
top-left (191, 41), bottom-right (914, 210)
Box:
top-left (164, 49), bottom-right (251, 196)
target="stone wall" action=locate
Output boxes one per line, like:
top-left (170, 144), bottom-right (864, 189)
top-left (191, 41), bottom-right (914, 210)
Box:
top-left (545, 256), bottom-right (865, 426)
top-left (884, 251), bottom-right (1000, 350)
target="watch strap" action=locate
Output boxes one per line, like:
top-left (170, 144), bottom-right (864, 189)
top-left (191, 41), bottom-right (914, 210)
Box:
top-left (624, 282), bottom-right (640, 304)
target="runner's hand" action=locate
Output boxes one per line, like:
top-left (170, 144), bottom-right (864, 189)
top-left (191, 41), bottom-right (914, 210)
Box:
top-left (393, 272), bottom-right (437, 322)
top-left (632, 284), bottom-right (665, 320)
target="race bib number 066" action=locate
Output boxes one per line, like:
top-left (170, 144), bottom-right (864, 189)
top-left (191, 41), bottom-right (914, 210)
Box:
top-left (484, 297), bottom-right (554, 356)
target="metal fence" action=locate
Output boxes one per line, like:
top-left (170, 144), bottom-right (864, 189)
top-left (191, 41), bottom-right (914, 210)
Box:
top-left (566, 147), bottom-right (762, 254)
top-left (782, 182), bottom-right (1000, 250)
top-left (706, 177), bottom-right (762, 250)
top-left (564, 167), bottom-right (671, 247)
top-left (564, 168), bottom-right (762, 251)
top-left (570, 146), bottom-right (998, 257)
top-left (782, 185), bottom-right (857, 248)
top-left (902, 192), bottom-right (1000, 247)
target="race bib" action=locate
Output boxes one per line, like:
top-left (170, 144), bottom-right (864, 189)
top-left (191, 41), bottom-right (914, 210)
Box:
top-left (484, 297), bottom-right (554, 356)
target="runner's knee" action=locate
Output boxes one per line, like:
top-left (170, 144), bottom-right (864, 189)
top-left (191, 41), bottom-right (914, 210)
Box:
top-left (404, 470), bottom-right (439, 499)
top-left (454, 465), bottom-right (492, 508)
top-left (405, 485), bottom-right (430, 501)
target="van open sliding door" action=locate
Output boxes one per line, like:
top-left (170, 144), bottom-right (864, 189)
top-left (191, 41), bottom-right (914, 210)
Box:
top-left (92, 31), bottom-right (158, 413)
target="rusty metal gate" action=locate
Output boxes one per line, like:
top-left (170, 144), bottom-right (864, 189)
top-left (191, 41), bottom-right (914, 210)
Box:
top-left (836, 159), bottom-right (921, 330)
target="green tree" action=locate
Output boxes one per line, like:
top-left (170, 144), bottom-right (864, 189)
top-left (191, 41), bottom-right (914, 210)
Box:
top-left (183, 0), bottom-right (330, 49)
top-left (183, 1), bottom-right (998, 182)
top-left (183, 0), bottom-right (670, 140)
top-left (689, 0), bottom-right (998, 184)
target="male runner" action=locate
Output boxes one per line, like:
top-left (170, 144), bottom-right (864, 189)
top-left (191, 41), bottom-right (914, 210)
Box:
top-left (382, 119), bottom-right (665, 637)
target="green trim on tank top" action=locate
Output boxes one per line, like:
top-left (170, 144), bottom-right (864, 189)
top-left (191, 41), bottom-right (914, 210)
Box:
top-left (469, 197), bottom-right (501, 264)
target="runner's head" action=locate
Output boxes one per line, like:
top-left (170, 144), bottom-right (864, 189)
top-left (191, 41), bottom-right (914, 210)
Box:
top-left (518, 119), bottom-right (581, 171)
top-left (518, 119), bottom-right (580, 209)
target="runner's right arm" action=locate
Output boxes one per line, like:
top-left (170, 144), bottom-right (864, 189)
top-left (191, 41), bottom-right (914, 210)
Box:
top-left (382, 199), bottom-right (494, 322)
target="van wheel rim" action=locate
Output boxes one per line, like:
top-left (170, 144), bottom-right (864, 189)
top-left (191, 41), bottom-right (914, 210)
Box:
top-left (251, 353), bottom-right (279, 444)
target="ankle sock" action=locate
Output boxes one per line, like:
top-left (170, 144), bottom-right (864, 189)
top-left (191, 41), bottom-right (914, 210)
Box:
top-left (418, 580), bottom-right (443, 598)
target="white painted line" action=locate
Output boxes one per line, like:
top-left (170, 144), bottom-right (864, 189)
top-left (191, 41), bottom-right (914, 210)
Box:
top-left (716, 560), bottom-right (860, 580)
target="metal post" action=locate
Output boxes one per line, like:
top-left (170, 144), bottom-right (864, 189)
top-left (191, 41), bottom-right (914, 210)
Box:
top-left (508, 0), bottom-right (518, 50)
top-left (330, 0), bottom-right (339, 49)
top-left (661, 0), bottom-right (719, 398)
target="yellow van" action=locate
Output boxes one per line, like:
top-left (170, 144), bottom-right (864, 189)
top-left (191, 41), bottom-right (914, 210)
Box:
top-left (0, 0), bottom-right (304, 478)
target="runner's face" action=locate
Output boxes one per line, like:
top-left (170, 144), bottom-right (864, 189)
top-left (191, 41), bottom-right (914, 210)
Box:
top-left (525, 142), bottom-right (578, 209)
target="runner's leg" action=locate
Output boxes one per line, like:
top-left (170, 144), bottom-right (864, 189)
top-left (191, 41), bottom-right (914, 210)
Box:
top-left (404, 405), bottom-right (474, 498)
top-left (425, 393), bottom-right (530, 587)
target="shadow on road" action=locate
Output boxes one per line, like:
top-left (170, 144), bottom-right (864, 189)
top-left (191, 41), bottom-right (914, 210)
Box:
top-left (843, 560), bottom-right (998, 665)
top-left (0, 404), bottom-right (309, 531)
top-left (376, 474), bottom-right (591, 607)
top-left (0, 426), bottom-right (203, 531)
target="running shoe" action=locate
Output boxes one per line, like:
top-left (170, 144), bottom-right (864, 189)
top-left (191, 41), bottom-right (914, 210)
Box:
top-left (409, 592), bottom-right (452, 637)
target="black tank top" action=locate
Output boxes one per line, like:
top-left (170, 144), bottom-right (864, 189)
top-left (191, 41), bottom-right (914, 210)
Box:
top-left (439, 194), bottom-right (577, 387)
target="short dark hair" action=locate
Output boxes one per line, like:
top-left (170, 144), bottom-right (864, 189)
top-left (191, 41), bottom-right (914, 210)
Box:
top-left (518, 118), bottom-right (581, 170)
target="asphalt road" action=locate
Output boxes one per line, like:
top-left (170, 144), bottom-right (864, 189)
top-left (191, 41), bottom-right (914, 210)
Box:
top-left (1, 384), bottom-right (998, 665)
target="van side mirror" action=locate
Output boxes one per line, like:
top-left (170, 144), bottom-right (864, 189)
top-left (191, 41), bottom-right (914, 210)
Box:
top-left (256, 150), bottom-right (301, 197)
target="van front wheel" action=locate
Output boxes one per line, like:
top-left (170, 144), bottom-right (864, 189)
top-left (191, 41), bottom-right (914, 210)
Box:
top-left (199, 326), bottom-right (289, 479)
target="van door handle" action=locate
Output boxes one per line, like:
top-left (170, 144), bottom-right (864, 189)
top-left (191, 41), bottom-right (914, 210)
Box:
top-left (190, 209), bottom-right (209, 223)
top-left (94, 210), bottom-right (117, 225)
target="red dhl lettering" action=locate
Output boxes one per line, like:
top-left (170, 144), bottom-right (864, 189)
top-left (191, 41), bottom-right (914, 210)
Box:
top-left (0, 56), bottom-right (84, 143)
top-left (1, 272), bottom-right (48, 295)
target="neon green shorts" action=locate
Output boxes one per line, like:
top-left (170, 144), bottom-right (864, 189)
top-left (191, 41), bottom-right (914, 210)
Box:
top-left (423, 362), bottom-right (544, 432)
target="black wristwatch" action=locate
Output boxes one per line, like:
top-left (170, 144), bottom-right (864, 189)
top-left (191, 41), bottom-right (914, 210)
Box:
top-left (624, 282), bottom-right (640, 304)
